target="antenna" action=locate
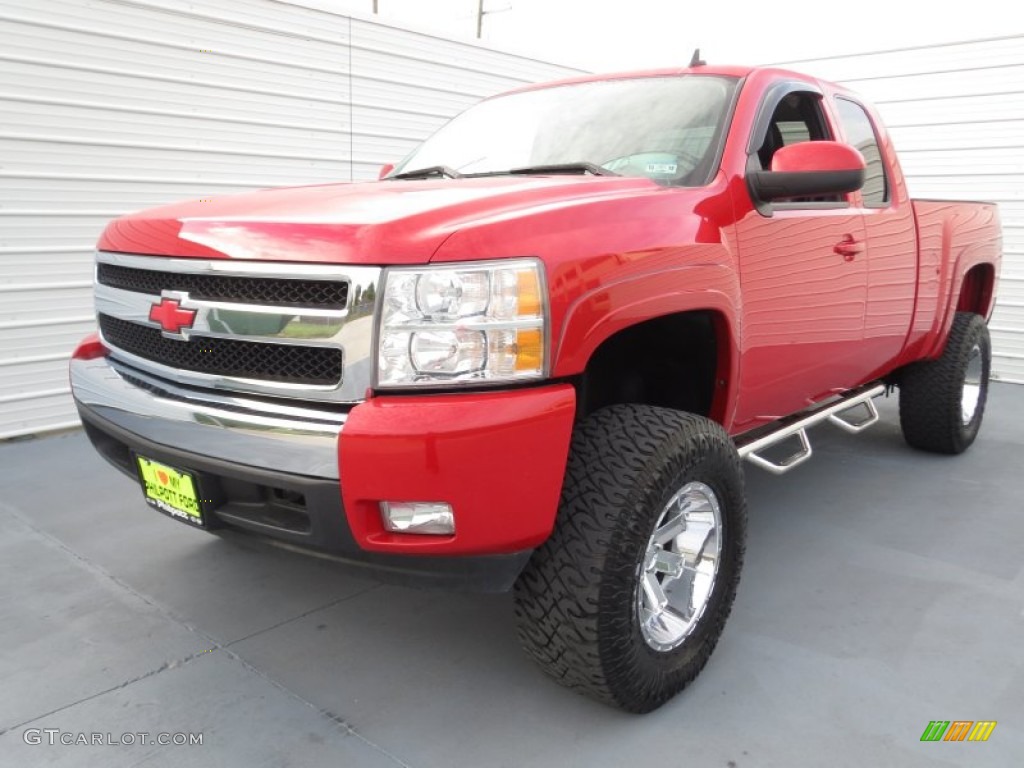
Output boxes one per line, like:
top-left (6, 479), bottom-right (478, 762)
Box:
top-left (689, 48), bottom-right (706, 67)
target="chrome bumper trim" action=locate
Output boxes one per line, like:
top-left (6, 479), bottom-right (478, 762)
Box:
top-left (71, 356), bottom-right (345, 479)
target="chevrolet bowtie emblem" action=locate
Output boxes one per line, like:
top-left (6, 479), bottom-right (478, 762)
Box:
top-left (149, 295), bottom-right (197, 337)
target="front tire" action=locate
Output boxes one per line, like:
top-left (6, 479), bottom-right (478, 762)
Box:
top-left (513, 405), bottom-right (746, 713)
top-left (899, 311), bottom-right (991, 454)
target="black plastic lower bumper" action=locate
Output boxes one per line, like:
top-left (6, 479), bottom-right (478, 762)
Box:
top-left (77, 404), bottom-right (532, 592)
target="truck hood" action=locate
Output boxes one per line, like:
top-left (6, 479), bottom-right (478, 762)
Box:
top-left (98, 175), bottom-right (663, 264)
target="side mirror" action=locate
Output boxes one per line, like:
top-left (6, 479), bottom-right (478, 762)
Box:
top-left (378, 163), bottom-right (395, 180)
top-left (748, 141), bottom-right (865, 203)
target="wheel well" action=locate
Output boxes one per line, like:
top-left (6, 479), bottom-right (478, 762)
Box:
top-left (576, 311), bottom-right (726, 421)
top-left (957, 264), bottom-right (996, 316)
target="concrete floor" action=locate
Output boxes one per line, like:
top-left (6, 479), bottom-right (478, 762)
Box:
top-left (1, 385), bottom-right (1022, 768)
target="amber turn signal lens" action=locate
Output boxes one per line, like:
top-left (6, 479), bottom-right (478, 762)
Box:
top-left (516, 268), bottom-right (542, 317)
top-left (515, 328), bottom-right (543, 372)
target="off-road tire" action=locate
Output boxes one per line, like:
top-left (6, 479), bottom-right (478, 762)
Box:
top-left (513, 405), bottom-right (746, 713)
top-left (899, 311), bottom-right (991, 454)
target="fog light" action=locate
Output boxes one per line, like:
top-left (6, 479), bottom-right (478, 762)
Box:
top-left (379, 502), bottom-right (455, 535)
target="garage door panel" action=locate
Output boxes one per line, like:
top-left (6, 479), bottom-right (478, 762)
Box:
top-left (0, 59), bottom-right (351, 128)
top-left (4, 0), bottom-right (351, 74)
top-left (990, 303), bottom-right (1024, 330)
top-left (995, 276), bottom-right (1024, 301)
top-left (889, 121), bottom-right (1024, 151)
top-left (350, 18), bottom-right (580, 84)
top-left (0, 97), bottom-right (349, 158)
top-left (0, 287), bottom-right (94, 324)
top-left (905, 175), bottom-right (1023, 201)
top-left (0, 394), bottom-right (81, 440)
top-left (0, 321), bottom-right (96, 359)
top-left (0, 358), bottom-right (75, 399)
top-left (782, 37), bottom-right (1024, 82)
top-left (351, 105), bottom-right (448, 142)
top-left (1000, 262), bottom-right (1024, 283)
top-left (0, 214), bottom-right (110, 249)
top-left (0, 177), bottom-right (265, 210)
top-left (131, 0), bottom-right (352, 43)
top-left (0, 18), bottom-right (348, 101)
top-left (0, 138), bottom-right (349, 183)
top-left (352, 75), bottom-right (481, 118)
top-left (352, 160), bottom-right (387, 183)
top-left (877, 96), bottom-right (1024, 127)
top-left (1002, 225), bottom-right (1024, 253)
top-left (898, 148), bottom-right (1024, 177)
top-left (843, 66), bottom-right (1024, 104)
top-left (994, 202), bottom-right (1024, 221)
top-left (350, 47), bottom-right (530, 101)
top-left (992, 323), bottom-right (1024, 344)
top-left (0, 249), bottom-right (94, 284)
top-left (351, 135), bottom-right (421, 167)
top-left (991, 359), bottom-right (1024, 383)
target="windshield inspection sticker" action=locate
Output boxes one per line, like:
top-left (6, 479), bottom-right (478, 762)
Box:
top-left (646, 163), bottom-right (678, 174)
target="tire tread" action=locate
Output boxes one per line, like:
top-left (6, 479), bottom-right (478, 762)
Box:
top-left (899, 312), bottom-right (990, 454)
top-left (513, 405), bottom-right (746, 712)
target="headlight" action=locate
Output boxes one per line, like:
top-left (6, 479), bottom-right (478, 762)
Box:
top-left (376, 259), bottom-right (547, 388)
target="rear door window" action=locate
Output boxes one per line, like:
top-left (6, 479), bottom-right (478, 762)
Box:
top-left (835, 98), bottom-right (890, 207)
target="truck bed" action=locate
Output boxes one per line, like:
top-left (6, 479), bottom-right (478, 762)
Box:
top-left (906, 199), bottom-right (1002, 361)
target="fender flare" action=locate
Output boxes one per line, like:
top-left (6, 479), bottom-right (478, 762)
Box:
top-left (553, 264), bottom-right (742, 425)
top-left (925, 248), bottom-right (999, 360)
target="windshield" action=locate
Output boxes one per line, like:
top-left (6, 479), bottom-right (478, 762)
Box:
top-left (390, 75), bottom-right (739, 186)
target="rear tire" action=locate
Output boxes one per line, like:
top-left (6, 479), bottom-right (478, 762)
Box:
top-left (513, 405), bottom-right (746, 713)
top-left (898, 311), bottom-right (991, 454)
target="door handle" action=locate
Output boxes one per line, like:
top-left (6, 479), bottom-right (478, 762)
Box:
top-left (833, 235), bottom-right (862, 261)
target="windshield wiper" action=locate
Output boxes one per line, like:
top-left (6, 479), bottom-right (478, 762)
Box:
top-left (390, 165), bottom-right (464, 180)
top-left (506, 162), bottom-right (618, 177)
top-left (390, 162), bottom-right (618, 180)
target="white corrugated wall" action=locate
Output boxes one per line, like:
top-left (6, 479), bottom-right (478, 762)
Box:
top-left (0, 0), bottom-right (584, 439)
top-left (778, 35), bottom-right (1024, 383)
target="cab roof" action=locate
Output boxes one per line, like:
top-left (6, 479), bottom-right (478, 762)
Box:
top-left (499, 65), bottom-right (758, 97)
top-left (497, 65), bottom-right (838, 99)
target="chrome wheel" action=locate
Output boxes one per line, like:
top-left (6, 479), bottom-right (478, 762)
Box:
top-left (637, 481), bottom-right (722, 652)
top-left (962, 343), bottom-right (983, 425)
top-left (515, 406), bottom-right (746, 712)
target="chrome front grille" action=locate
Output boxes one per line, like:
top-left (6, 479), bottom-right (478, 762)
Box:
top-left (97, 263), bottom-right (349, 308)
top-left (94, 252), bottom-right (381, 404)
top-left (98, 315), bottom-right (344, 386)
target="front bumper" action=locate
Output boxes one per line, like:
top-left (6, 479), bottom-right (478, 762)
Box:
top-left (71, 354), bottom-right (576, 590)
top-left (70, 353), bottom-right (346, 479)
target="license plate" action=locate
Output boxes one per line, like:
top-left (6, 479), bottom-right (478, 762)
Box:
top-left (136, 456), bottom-right (205, 527)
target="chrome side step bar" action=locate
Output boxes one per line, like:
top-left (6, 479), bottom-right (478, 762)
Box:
top-left (735, 383), bottom-right (886, 475)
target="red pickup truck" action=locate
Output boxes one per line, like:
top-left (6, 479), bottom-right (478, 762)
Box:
top-left (70, 64), bottom-right (1001, 712)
